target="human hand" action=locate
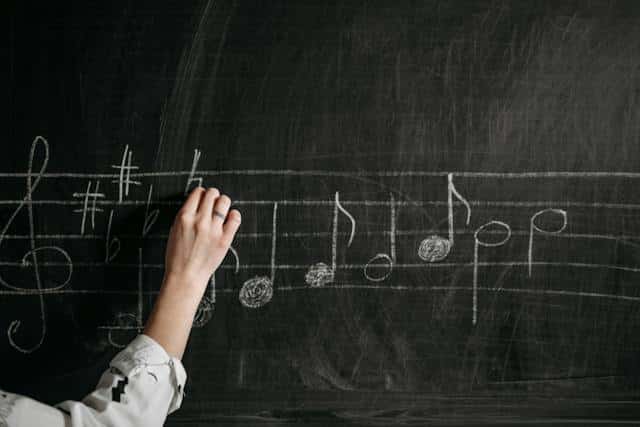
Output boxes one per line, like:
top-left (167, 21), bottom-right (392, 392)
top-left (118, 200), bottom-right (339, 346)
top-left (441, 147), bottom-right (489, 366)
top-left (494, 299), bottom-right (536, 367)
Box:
top-left (163, 187), bottom-right (241, 290)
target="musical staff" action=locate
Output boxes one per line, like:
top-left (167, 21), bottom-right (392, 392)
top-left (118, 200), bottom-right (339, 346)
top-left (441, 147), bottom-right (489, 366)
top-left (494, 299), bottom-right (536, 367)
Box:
top-left (0, 136), bottom-right (639, 352)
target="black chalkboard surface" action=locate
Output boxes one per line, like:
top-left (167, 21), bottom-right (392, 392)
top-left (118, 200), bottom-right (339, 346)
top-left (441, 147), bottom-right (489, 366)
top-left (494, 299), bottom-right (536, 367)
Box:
top-left (4, 0), bottom-right (640, 425)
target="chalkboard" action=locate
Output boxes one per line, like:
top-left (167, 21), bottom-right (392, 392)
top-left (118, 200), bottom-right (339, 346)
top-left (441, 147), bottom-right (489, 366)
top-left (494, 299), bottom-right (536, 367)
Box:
top-left (4, 0), bottom-right (640, 424)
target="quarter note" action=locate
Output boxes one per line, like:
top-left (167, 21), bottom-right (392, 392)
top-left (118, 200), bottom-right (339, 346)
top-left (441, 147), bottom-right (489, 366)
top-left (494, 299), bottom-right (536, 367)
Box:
top-left (239, 202), bottom-right (278, 308)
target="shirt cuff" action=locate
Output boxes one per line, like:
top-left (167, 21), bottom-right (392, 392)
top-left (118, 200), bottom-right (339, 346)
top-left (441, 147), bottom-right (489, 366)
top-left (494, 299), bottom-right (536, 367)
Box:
top-left (109, 334), bottom-right (187, 413)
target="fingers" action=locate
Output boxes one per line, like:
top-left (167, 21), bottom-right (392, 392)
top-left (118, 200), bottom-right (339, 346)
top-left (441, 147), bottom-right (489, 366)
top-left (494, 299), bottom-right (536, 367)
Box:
top-left (180, 187), bottom-right (241, 244)
top-left (212, 195), bottom-right (231, 224)
top-left (198, 187), bottom-right (220, 217)
top-left (222, 209), bottom-right (242, 244)
top-left (181, 187), bottom-right (206, 215)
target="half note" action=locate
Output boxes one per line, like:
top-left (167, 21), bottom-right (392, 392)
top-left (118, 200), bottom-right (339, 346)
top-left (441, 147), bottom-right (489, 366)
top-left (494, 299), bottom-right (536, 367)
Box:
top-left (363, 193), bottom-right (396, 282)
top-left (472, 220), bottom-right (512, 325)
top-left (528, 208), bottom-right (567, 276)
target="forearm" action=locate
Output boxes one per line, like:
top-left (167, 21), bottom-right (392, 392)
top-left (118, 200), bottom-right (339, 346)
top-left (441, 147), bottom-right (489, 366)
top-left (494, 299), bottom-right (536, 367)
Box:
top-left (143, 273), bottom-right (207, 360)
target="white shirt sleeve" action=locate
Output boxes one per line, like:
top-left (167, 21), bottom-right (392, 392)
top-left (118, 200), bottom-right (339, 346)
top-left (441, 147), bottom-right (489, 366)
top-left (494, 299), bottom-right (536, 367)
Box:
top-left (0, 334), bottom-right (187, 427)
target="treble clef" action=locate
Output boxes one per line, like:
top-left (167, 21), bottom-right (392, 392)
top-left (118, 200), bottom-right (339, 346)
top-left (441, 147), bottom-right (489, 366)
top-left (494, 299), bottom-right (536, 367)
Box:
top-left (0, 136), bottom-right (73, 353)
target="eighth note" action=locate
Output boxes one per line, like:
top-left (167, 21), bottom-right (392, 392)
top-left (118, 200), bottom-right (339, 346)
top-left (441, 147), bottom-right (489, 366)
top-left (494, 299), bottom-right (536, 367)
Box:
top-left (305, 192), bottom-right (356, 287)
top-left (417, 173), bottom-right (471, 262)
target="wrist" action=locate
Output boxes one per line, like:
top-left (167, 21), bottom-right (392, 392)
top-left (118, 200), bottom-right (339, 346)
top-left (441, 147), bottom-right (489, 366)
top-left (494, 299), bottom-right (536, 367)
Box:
top-left (162, 270), bottom-right (209, 295)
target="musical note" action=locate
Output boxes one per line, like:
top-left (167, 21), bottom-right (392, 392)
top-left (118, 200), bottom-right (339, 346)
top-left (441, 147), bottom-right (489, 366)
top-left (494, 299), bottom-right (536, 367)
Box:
top-left (528, 208), bottom-right (568, 277)
top-left (0, 136), bottom-right (73, 353)
top-left (99, 248), bottom-right (145, 348)
top-left (472, 220), bottom-right (512, 325)
top-left (363, 193), bottom-right (396, 282)
top-left (305, 192), bottom-right (356, 287)
top-left (239, 203), bottom-right (278, 308)
top-left (417, 173), bottom-right (471, 262)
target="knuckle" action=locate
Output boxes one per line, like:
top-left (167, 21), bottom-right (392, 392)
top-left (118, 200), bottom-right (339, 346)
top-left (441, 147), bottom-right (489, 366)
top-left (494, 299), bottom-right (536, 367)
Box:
top-left (195, 217), bottom-right (210, 230)
top-left (217, 235), bottom-right (232, 248)
top-left (177, 212), bottom-right (192, 225)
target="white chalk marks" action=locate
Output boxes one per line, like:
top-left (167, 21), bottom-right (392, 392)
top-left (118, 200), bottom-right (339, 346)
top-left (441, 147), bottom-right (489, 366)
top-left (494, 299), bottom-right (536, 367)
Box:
top-left (304, 192), bottom-right (356, 287)
top-left (105, 210), bottom-right (121, 263)
top-left (0, 137), bottom-right (73, 353)
top-left (111, 145), bottom-right (140, 203)
top-left (239, 276), bottom-right (274, 308)
top-left (72, 181), bottom-right (105, 234)
top-left (473, 221), bottom-right (512, 325)
top-left (364, 193), bottom-right (396, 282)
top-left (417, 235), bottom-right (450, 262)
top-left (239, 203), bottom-right (278, 308)
top-left (4, 135), bottom-right (640, 353)
top-left (184, 149), bottom-right (203, 195)
top-left (305, 262), bottom-right (335, 287)
top-left (417, 174), bottom-right (470, 262)
top-left (99, 248), bottom-right (145, 348)
top-left (528, 208), bottom-right (568, 277)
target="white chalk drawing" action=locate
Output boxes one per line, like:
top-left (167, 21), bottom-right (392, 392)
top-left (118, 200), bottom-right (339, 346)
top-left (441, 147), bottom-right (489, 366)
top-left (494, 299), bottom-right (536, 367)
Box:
top-left (418, 235), bottom-right (450, 262)
top-left (104, 210), bottom-right (121, 263)
top-left (417, 174), bottom-right (471, 262)
top-left (305, 262), bottom-right (335, 287)
top-left (239, 276), bottom-right (273, 309)
top-left (142, 184), bottom-right (159, 237)
top-left (184, 149), bottom-right (203, 195)
top-left (473, 221), bottom-right (512, 325)
top-left (0, 137), bottom-right (73, 353)
top-left (72, 180), bottom-right (105, 235)
top-left (2, 137), bottom-right (640, 351)
top-left (364, 193), bottom-right (396, 282)
top-left (111, 145), bottom-right (140, 203)
top-left (239, 203), bottom-right (277, 308)
top-left (99, 248), bottom-right (145, 348)
top-left (305, 192), bottom-right (355, 287)
top-left (528, 208), bottom-right (568, 277)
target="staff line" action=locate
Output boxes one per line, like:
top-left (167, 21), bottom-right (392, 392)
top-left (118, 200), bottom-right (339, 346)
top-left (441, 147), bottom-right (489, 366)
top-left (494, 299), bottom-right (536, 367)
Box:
top-left (2, 284), bottom-right (640, 304)
top-left (4, 260), bottom-right (640, 273)
top-left (2, 230), bottom-right (639, 241)
top-left (1, 199), bottom-right (639, 209)
top-left (1, 170), bottom-right (640, 178)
